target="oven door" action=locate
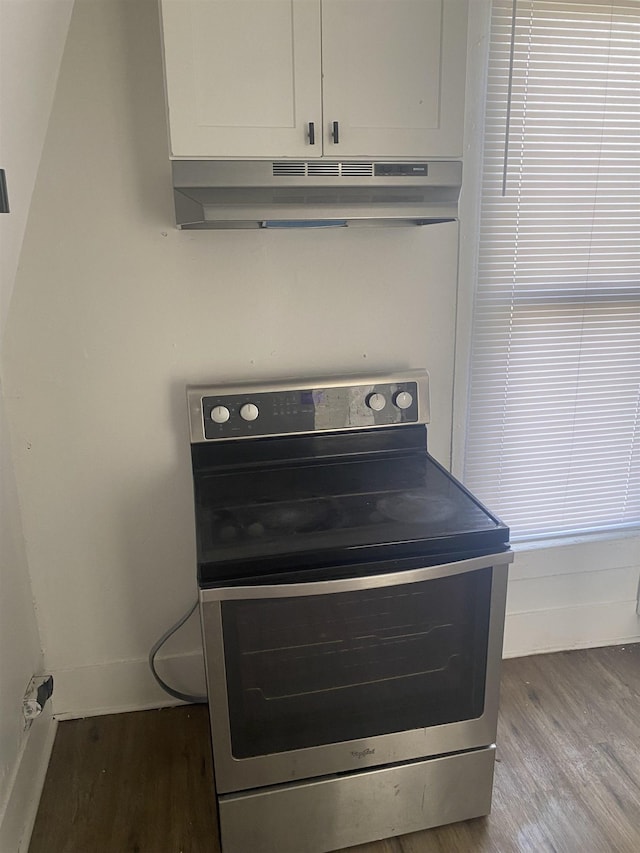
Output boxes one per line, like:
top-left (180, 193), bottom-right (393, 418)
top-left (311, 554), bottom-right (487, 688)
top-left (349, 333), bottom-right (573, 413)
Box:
top-left (200, 552), bottom-right (512, 794)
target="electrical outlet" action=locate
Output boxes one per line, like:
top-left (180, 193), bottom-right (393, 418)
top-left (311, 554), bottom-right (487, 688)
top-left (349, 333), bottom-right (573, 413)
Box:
top-left (23, 675), bottom-right (54, 728)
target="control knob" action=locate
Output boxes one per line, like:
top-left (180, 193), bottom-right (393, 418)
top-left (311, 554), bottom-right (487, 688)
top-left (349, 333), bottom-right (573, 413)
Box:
top-left (367, 393), bottom-right (387, 412)
top-left (239, 403), bottom-right (260, 422)
top-left (394, 391), bottom-right (413, 410)
top-left (210, 405), bottom-right (230, 424)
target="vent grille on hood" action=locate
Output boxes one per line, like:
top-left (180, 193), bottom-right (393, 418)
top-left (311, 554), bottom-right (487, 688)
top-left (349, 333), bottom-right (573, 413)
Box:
top-left (273, 161), bottom-right (375, 178)
top-left (272, 162), bottom-right (306, 176)
top-left (341, 163), bottom-right (374, 176)
top-left (308, 162), bottom-right (340, 176)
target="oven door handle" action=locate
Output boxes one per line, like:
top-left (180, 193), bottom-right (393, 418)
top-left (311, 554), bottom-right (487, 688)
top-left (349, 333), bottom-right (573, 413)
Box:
top-left (199, 551), bottom-right (513, 602)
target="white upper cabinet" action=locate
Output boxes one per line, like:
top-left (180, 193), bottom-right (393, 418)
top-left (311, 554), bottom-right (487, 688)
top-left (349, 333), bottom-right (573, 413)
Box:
top-left (160, 0), bottom-right (323, 158)
top-left (321, 0), bottom-right (467, 158)
top-left (160, 0), bottom-right (468, 159)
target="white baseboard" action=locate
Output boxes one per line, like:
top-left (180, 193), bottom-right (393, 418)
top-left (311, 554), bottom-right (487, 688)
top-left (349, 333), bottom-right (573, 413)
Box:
top-left (0, 708), bottom-right (57, 853)
top-left (51, 649), bottom-right (206, 720)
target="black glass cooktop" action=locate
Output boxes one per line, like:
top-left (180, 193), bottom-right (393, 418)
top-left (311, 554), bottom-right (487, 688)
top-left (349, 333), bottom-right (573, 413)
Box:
top-left (191, 426), bottom-right (509, 585)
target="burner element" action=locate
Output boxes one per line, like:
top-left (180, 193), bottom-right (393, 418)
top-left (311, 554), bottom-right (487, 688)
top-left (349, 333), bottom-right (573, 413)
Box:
top-left (257, 502), bottom-right (331, 534)
top-left (210, 500), bottom-right (336, 544)
top-left (376, 492), bottom-right (457, 524)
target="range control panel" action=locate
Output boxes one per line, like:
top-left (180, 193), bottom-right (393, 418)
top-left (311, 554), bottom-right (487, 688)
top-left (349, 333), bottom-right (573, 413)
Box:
top-left (189, 378), bottom-right (425, 442)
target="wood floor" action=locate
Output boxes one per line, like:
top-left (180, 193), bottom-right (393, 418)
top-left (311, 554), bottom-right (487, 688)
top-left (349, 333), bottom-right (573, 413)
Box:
top-left (30, 644), bottom-right (640, 853)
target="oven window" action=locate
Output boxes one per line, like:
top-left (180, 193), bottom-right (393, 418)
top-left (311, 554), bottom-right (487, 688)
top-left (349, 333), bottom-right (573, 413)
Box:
top-left (221, 567), bottom-right (492, 758)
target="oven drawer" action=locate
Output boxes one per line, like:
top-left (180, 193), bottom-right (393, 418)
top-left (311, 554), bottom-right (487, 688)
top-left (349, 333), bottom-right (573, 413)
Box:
top-left (200, 553), bottom-right (512, 793)
top-left (219, 745), bottom-right (496, 853)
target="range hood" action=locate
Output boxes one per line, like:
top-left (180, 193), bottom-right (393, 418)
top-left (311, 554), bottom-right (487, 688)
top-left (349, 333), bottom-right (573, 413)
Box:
top-left (171, 160), bottom-right (462, 229)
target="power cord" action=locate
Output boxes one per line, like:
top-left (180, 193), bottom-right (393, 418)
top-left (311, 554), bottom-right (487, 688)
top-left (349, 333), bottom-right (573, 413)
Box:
top-left (148, 599), bottom-right (207, 704)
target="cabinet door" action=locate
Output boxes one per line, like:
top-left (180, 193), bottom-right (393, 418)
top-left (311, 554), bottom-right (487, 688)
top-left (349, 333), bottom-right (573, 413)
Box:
top-left (160, 0), bottom-right (322, 158)
top-left (320, 0), bottom-right (468, 158)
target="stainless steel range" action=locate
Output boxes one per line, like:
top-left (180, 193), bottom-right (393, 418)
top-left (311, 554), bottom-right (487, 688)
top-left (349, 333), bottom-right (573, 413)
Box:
top-left (187, 370), bottom-right (513, 853)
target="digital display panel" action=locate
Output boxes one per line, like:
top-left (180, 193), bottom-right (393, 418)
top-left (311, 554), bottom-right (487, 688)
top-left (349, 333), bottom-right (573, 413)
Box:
top-left (300, 390), bottom-right (327, 405)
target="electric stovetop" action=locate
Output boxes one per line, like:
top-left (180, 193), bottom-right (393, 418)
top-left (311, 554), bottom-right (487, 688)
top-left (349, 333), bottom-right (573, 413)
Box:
top-left (192, 425), bottom-right (509, 586)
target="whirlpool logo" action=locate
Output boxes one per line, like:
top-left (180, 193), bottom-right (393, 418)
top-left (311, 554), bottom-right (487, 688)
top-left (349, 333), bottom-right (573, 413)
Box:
top-left (350, 748), bottom-right (375, 759)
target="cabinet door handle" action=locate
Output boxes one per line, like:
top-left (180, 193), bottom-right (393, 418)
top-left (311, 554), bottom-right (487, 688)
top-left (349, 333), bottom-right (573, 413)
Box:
top-left (308, 122), bottom-right (315, 145)
top-left (331, 121), bottom-right (339, 144)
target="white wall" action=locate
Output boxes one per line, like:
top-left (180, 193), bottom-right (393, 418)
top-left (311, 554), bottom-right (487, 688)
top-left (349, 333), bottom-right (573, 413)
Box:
top-left (2, 0), bottom-right (461, 718)
top-left (0, 0), bottom-right (74, 848)
top-left (503, 533), bottom-right (640, 657)
top-left (0, 0), bottom-right (74, 331)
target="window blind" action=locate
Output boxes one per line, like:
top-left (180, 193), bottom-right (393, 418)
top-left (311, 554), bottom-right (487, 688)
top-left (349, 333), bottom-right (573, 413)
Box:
top-left (463, 0), bottom-right (640, 540)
